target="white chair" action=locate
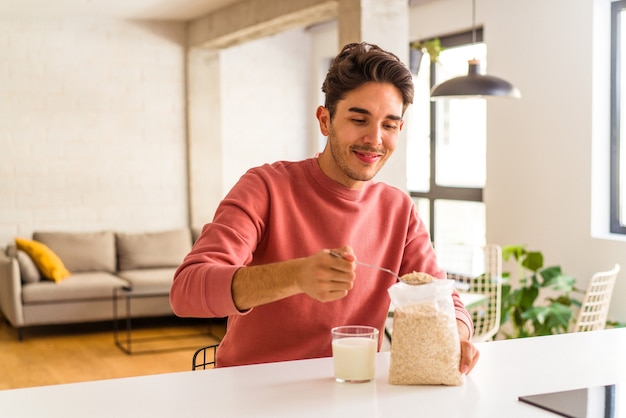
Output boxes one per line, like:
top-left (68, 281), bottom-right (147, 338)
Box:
top-left (574, 264), bottom-right (620, 333)
top-left (437, 243), bottom-right (503, 343)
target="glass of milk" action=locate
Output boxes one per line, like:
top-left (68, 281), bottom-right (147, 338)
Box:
top-left (331, 325), bottom-right (379, 383)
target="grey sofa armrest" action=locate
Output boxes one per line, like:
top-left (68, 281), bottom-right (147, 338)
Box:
top-left (0, 249), bottom-right (25, 328)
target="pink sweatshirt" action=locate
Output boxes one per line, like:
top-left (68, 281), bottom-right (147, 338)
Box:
top-left (170, 157), bottom-right (473, 367)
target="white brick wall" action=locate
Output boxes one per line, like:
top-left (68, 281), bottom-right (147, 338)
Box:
top-left (0, 17), bottom-right (188, 244)
top-left (0, 17), bottom-right (316, 246)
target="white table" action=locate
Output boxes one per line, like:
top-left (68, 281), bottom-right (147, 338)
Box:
top-left (1, 328), bottom-right (625, 417)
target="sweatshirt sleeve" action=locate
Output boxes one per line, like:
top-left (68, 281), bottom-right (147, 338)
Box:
top-left (170, 169), bottom-right (269, 318)
top-left (452, 287), bottom-right (474, 337)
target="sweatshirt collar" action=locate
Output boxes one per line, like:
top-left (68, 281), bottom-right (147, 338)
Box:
top-left (307, 157), bottom-right (372, 201)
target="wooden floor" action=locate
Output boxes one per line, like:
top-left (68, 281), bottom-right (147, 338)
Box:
top-left (0, 316), bottom-right (225, 390)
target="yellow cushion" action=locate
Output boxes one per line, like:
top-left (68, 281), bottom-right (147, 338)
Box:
top-left (15, 238), bottom-right (71, 283)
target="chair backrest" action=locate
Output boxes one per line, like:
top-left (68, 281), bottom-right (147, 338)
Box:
top-left (438, 243), bottom-right (503, 343)
top-left (472, 244), bottom-right (503, 342)
top-left (574, 264), bottom-right (620, 333)
top-left (192, 344), bottom-right (219, 371)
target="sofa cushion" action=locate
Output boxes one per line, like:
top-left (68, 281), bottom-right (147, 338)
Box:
top-left (116, 268), bottom-right (177, 291)
top-left (16, 250), bottom-right (42, 283)
top-left (21, 272), bottom-right (129, 303)
top-left (33, 231), bottom-right (116, 273)
top-left (15, 238), bottom-right (71, 283)
top-left (116, 228), bottom-right (191, 271)
top-left (5, 244), bottom-right (17, 258)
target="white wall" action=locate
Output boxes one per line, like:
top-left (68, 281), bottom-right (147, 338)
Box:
top-left (409, 0), bottom-right (626, 322)
top-left (0, 17), bottom-right (188, 242)
top-left (185, 28), bottom-right (315, 228)
top-left (219, 28), bottom-right (313, 196)
top-left (308, 21), bottom-right (339, 156)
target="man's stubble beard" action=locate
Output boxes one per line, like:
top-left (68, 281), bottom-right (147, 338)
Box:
top-left (327, 128), bottom-right (385, 183)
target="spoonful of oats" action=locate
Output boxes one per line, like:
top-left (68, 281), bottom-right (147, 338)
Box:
top-left (329, 251), bottom-right (434, 284)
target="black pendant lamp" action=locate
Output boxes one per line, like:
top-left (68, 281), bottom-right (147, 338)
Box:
top-left (430, 0), bottom-right (521, 99)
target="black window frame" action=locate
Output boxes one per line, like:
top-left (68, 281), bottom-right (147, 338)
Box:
top-left (409, 29), bottom-right (484, 242)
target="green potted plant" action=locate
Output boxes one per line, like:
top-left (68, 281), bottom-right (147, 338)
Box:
top-left (499, 245), bottom-right (583, 339)
top-left (409, 38), bottom-right (443, 75)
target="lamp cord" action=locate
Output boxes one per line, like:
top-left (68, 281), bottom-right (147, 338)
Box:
top-left (471, 0), bottom-right (476, 44)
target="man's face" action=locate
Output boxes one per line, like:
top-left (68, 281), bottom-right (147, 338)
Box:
top-left (317, 82), bottom-right (404, 189)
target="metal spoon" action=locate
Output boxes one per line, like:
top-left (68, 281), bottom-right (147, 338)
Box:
top-left (329, 250), bottom-right (402, 281)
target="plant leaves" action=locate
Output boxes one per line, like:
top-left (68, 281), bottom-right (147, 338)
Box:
top-left (518, 288), bottom-right (537, 308)
top-left (543, 303), bottom-right (573, 332)
top-left (521, 303), bottom-right (573, 335)
top-left (543, 273), bottom-right (577, 291)
top-left (539, 265), bottom-right (563, 280)
top-left (502, 245), bottom-right (526, 262)
top-left (499, 245), bottom-right (579, 339)
top-left (521, 251), bottom-right (543, 272)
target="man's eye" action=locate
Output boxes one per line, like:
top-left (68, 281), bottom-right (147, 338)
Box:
top-left (384, 124), bottom-right (398, 130)
top-left (352, 119), bottom-right (366, 124)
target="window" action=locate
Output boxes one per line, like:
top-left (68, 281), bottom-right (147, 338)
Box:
top-left (407, 30), bottom-right (486, 248)
top-left (611, 0), bottom-right (626, 234)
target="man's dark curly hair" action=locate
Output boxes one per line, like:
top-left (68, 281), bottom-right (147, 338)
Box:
top-left (321, 42), bottom-right (414, 119)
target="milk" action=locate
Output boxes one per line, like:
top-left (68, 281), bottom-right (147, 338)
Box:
top-left (332, 336), bottom-right (377, 382)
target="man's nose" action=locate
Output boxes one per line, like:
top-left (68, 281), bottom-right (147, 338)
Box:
top-left (362, 125), bottom-right (383, 145)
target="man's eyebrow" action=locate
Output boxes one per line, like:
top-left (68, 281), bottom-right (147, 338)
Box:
top-left (348, 106), bottom-right (402, 121)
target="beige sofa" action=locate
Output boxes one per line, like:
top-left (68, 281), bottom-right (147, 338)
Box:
top-left (0, 228), bottom-right (193, 339)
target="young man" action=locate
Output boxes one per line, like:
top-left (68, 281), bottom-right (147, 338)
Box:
top-left (170, 42), bottom-right (479, 374)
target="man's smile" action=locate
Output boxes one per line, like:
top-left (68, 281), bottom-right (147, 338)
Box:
top-left (352, 148), bottom-right (384, 164)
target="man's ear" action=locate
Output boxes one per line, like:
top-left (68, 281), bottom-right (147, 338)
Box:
top-left (316, 106), bottom-right (330, 136)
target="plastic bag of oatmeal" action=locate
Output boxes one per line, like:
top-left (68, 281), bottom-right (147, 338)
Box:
top-left (387, 279), bottom-right (464, 386)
